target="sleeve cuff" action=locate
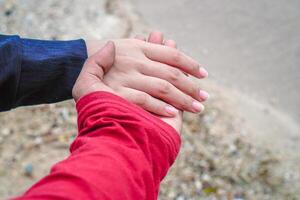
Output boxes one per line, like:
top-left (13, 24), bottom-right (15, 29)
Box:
top-left (0, 35), bottom-right (22, 111)
top-left (76, 91), bottom-right (181, 157)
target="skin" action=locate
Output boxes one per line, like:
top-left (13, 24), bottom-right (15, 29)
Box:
top-left (143, 31), bottom-right (183, 131)
top-left (73, 32), bottom-right (209, 132)
top-left (84, 34), bottom-right (208, 117)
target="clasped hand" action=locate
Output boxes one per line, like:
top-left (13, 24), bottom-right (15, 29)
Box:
top-left (72, 31), bottom-right (209, 132)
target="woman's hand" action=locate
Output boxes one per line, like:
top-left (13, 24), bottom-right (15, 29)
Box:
top-left (85, 35), bottom-right (208, 117)
top-left (73, 32), bottom-right (209, 132)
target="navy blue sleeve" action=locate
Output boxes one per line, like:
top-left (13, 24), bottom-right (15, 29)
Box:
top-left (0, 34), bottom-right (88, 111)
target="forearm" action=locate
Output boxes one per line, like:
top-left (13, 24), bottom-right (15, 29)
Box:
top-left (15, 92), bottom-right (181, 200)
top-left (0, 34), bottom-right (87, 111)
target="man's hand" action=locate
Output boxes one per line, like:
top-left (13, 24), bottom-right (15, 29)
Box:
top-left (85, 36), bottom-right (208, 117)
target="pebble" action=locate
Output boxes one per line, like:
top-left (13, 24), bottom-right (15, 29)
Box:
top-left (34, 137), bottom-right (43, 145)
top-left (1, 128), bottom-right (11, 136)
top-left (60, 108), bottom-right (69, 121)
top-left (195, 180), bottom-right (203, 190)
top-left (4, 9), bottom-right (13, 16)
top-left (0, 0), bottom-right (296, 199)
top-left (228, 144), bottom-right (238, 155)
top-left (24, 164), bottom-right (34, 177)
top-left (201, 174), bottom-right (211, 182)
top-left (175, 195), bottom-right (185, 200)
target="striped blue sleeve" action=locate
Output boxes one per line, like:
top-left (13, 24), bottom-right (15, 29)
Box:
top-left (0, 35), bottom-right (88, 111)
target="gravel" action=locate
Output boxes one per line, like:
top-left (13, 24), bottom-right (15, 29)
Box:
top-left (0, 0), bottom-right (298, 199)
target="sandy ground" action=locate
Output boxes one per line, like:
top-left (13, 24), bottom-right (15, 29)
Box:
top-left (0, 0), bottom-right (299, 199)
top-left (131, 0), bottom-right (300, 122)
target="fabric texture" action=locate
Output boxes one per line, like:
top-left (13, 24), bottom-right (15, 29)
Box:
top-left (0, 34), bottom-right (87, 111)
top-left (14, 91), bottom-right (181, 200)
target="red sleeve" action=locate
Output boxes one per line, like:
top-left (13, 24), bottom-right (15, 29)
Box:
top-left (14, 91), bottom-right (181, 200)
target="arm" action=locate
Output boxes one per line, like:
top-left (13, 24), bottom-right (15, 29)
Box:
top-left (0, 34), bottom-right (87, 111)
top-left (1, 32), bottom-right (208, 116)
top-left (14, 91), bottom-right (181, 200)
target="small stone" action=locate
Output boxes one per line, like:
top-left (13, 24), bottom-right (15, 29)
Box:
top-left (24, 164), bottom-right (34, 177)
top-left (195, 180), bottom-right (203, 190)
top-left (175, 195), bottom-right (185, 200)
top-left (58, 134), bottom-right (67, 143)
top-left (4, 9), bottom-right (13, 16)
top-left (34, 137), bottom-right (43, 145)
top-left (228, 144), bottom-right (237, 155)
top-left (1, 128), bottom-right (11, 136)
top-left (234, 189), bottom-right (245, 200)
top-left (60, 108), bottom-right (69, 121)
top-left (201, 174), bottom-right (211, 182)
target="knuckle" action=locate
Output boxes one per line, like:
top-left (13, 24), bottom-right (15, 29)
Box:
top-left (182, 97), bottom-right (193, 110)
top-left (168, 40), bottom-right (177, 47)
top-left (136, 60), bottom-right (148, 71)
top-left (186, 80), bottom-right (200, 96)
top-left (149, 100), bottom-right (162, 113)
top-left (158, 81), bottom-right (172, 94)
top-left (192, 85), bottom-right (200, 97)
top-left (85, 58), bottom-right (94, 66)
top-left (135, 93), bottom-right (149, 106)
top-left (169, 68), bottom-right (182, 82)
top-left (172, 50), bottom-right (182, 63)
top-left (193, 64), bottom-right (200, 72)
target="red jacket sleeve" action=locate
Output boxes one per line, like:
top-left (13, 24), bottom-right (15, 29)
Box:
top-left (14, 91), bottom-right (181, 200)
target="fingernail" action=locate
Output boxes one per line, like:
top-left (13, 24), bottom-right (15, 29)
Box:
top-left (199, 67), bottom-right (208, 77)
top-left (192, 101), bottom-right (205, 112)
top-left (199, 90), bottom-right (209, 101)
top-left (165, 105), bottom-right (178, 115)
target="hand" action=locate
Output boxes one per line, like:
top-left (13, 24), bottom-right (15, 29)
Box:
top-left (72, 40), bottom-right (183, 132)
top-left (85, 36), bottom-right (208, 117)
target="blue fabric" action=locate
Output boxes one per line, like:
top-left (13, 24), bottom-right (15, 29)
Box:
top-left (0, 34), bottom-right (87, 111)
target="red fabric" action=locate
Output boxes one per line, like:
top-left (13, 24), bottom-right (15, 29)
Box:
top-left (14, 91), bottom-right (181, 200)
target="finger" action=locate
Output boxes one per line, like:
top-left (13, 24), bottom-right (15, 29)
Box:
top-left (73, 42), bottom-right (116, 100)
top-left (87, 41), bottom-right (116, 78)
top-left (142, 43), bottom-right (208, 78)
top-left (119, 87), bottom-right (179, 117)
top-left (148, 31), bottom-right (164, 44)
top-left (164, 39), bottom-right (188, 77)
top-left (135, 34), bottom-right (146, 41)
top-left (149, 34), bottom-right (186, 79)
top-left (127, 75), bottom-right (205, 113)
top-left (164, 39), bottom-right (177, 48)
top-left (137, 60), bottom-right (209, 102)
top-left (161, 38), bottom-right (183, 131)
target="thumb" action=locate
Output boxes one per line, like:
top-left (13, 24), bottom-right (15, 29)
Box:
top-left (87, 41), bottom-right (116, 79)
top-left (72, 41), bottom-right (116, 101)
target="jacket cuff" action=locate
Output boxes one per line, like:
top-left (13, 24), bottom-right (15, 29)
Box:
top-left (76, 91), bottom-right (181, 162)
top-left (0, 35), bottom-right (22, 111)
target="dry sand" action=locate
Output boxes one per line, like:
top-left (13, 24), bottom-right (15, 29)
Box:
top-left (0, 0), bottom-right (299, 199)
